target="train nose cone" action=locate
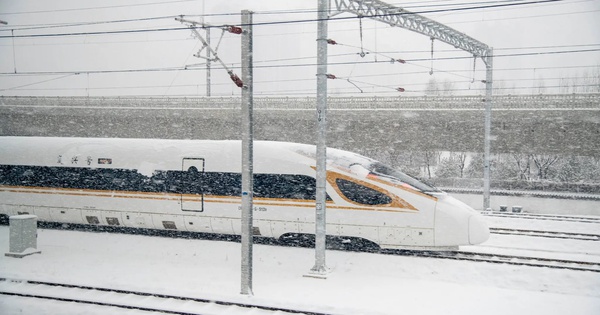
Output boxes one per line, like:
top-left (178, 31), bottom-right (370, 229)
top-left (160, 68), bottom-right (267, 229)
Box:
top-left (468, 215), bottom-right (490, 245)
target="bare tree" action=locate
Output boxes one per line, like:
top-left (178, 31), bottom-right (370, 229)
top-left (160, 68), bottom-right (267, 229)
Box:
top-left (535, 77), bottom-right (546, 94)
top-left (455, 152), bottom-right (468, 178)
top-left (571, 76), bottom-right (581, 93)
top-left (422, 150), bottom-right (441, 179)
top-left (558, 75), bottom-right (571, 94)
top-left (425, 78), bottom-right (439, 96)
top-left (435, 152), bottom-right (468, 178)
top-left (512, 154), bottom-right (532, 180)
top-left (442, 79), bottom-right (455, 95)
top-left (532, 154), bottom-right (560, 180)
top-left (594, 65), bottom-right (600, 92)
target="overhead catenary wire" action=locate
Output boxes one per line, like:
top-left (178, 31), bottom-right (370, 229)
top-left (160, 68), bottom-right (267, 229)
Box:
top-left (1, 48), bottom-right (598, 77)
top-left (1, 0), bottom-right (596, 97)
top-left (0, 0), bottom-right (565, 39)
top-left (5, 72), bottom-right (595, 91)
top-left (0, 0), bottom-right (564, 18)
top-left (0, 73), bottom-right (78, 91)
top-left (0, 0), bottom-right (198, 16)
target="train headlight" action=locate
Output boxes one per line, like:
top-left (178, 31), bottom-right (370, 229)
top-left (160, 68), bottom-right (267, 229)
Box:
top-left (468, 215), bottom-right (490, 245)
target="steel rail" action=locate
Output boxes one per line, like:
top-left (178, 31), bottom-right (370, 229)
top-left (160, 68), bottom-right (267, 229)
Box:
top-left (0, 278), bottom-right (328, 315)
top-left (489, 228), bottom-right (600, 241)
top-left (484, 212), bottom-right (600, 224)
top-left (381, 250), bottom-right (600, 272)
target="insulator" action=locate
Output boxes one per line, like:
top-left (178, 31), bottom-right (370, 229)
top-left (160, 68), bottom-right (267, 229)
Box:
top-left (326, 74), bottom-right (336, 79)
top-left (396, 59), bottom-right (406, 64)
top-left (327, 39), bottom-right (337, 45)
top-left (227, 25), bottom-right (243, 34)
top-left (230, 73), bottom-right (244, 88)
top-left (396, 87), bottom-right (405, 92)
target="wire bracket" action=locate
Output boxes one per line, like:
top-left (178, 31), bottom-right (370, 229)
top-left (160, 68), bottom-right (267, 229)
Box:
top-left (176, 16), bottom-right (245, 88)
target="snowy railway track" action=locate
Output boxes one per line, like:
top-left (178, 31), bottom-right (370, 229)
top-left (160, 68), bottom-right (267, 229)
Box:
top-left (483, 212), bottom-right (600, 223)
top-left (381, 250), bottom-right (600, 272)
top-left (489, 228), bottom-right (600, 241)
top-left (0, 278), bottom-right (326, 315)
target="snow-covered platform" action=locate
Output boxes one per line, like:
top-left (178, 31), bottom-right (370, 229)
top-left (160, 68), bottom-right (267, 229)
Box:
top-left (0, 224), bottom-right (599, 315)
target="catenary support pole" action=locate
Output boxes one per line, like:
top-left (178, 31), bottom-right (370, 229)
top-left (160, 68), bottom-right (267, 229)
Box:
top-left (308, 0), bottom-right (329, 278)
top-left (483, 49), bottom-right (493, 211)
top-left (240, 9), bottom-right (254, 295)
top-left (206, 27), bottom-right (211, 96)
top-left (202, 0), bottom-right (211, 97)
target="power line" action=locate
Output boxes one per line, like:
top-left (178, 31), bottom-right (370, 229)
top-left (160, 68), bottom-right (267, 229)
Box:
top-left (1, 49), bottom-right (597, 77)
top-left (0, 0), bottom-right (198, 16)
top-left (0, 16), bottom-right (177, 32)
top-left (0, 73), bottom-right (78, 91)
top-left (0, 26), bottom-right (190, 39)
top-left (0, 0), bottom-right (565, 39)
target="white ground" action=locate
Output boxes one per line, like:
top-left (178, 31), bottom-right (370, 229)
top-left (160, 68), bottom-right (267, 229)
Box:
top-left (1, 214), bottom-right (599, 315)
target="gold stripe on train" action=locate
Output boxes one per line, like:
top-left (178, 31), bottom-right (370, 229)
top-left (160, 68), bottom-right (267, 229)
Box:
top-left (1, 185), bottom-right (416, 213)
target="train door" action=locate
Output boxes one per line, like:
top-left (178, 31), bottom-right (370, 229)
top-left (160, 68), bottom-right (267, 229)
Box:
top-left (181, 158), bottom-right (205, 212)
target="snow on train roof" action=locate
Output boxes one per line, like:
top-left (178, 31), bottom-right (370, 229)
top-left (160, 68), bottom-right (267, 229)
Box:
top-left (1, 136), bottom-right (437, 192)
top-left (0, 137), bottom-right (375, 176)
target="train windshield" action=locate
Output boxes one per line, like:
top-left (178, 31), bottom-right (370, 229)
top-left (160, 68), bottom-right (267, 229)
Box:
top-left (297, 145), bottom-right (441, 194)
top-left (366, 162), bottom-right (440, 193)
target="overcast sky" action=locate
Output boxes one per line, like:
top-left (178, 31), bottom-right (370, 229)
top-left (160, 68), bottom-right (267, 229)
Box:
top-left (0, 0), bottom-right (599, 97)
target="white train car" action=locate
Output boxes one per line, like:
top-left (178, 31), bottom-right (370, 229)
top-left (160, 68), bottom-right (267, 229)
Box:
top-left (0, 137), bottom-right (489, 249)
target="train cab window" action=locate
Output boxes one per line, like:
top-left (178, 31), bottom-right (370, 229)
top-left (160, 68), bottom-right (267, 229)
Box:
top-left (336, 178), bottom-right (392, 206)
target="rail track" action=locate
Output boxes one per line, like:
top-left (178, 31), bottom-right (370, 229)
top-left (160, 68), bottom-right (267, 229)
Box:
top-left (489, 228), bottom-right (600, 241)
top-left (0, 278), bottom-right (327, 315)
top-left (381, 250), bottom-right (600, 272)
top-left (7, 223), bottom-right (599, 273)
top-left (483, 211), bottom-right (600, 223)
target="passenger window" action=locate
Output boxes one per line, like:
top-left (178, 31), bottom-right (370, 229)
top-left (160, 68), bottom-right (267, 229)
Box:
top-left (336, 178), bottom-right (392, 205)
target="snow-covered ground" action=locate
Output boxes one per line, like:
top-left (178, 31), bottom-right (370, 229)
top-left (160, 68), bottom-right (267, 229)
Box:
top-left (1, 214), bottom-right (599, 315)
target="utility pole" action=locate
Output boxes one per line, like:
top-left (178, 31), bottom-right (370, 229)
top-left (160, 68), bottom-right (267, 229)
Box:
top-left (206, 27), bottom-right (211, 96)
top-left (240, 9), bottom-right (254, 296)
top-left (483, 51), bottom-right (494, 210)
top-left (1, 20), bottom-right (17, 74)
top-left (307, 0), bottom-right (330, 278)
top-left (202, 0), bottom-right (211, 96)
top-left (176, 12), bottom-right (251, 292)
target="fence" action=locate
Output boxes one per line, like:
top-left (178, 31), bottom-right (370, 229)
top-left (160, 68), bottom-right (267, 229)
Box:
top-left (2, 93), bottom-right (599, 110)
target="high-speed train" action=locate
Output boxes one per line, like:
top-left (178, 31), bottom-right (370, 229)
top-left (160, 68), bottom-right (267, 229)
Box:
top-left (0, 137), bottom-right (489, 250)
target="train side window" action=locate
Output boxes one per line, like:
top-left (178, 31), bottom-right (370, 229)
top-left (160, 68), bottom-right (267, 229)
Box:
top-left (162, 221), bottom-right (177, 230)
top-left (86, 216), bottom-right (100, 224)
top-left (106, 217), bottom-right (120, 226)
top-left (335, 178), bottom-right (392, 206)
top-left (254, 174), bottom-right (321, 200)
top-left (203, 172), bottom-right (241, 196)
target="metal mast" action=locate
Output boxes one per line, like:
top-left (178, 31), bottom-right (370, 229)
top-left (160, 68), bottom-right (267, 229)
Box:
top-left (240, 10), bottom-right (254, 295)
top-left (206, 28), bottom-right (211, 96)
top-left (332, 0), bottom-right (494, 210)
top-left (308, 0), bottom-right (330, 278)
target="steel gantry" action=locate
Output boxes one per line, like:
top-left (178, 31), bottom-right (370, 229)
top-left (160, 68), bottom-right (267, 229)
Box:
top-left (331, 0), bottom-right (494, 210)
top-left (331, 0), bottom-right (491, 60)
